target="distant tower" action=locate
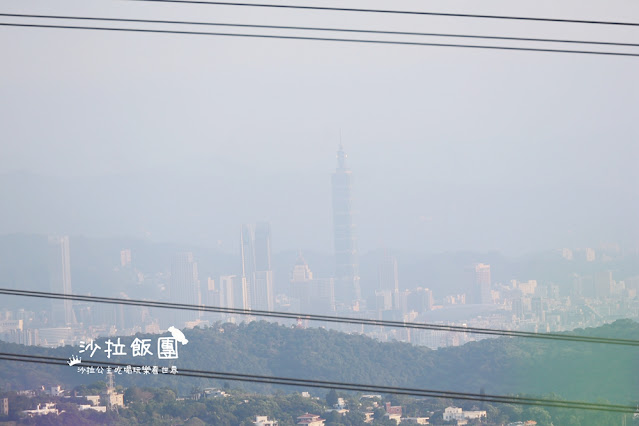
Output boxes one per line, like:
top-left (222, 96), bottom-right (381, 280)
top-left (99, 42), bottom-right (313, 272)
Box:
top-left (240, 224), bottom-right (255, 309)
top-left (331, 144), bottom-right (361, 306)
top-left (48, 236), bottom-right (76, 326)
top-left (474, 263), bottom-right (492, 304)
top-left (169, 252), bottom-right (201, 328)
top-left (241, 223), bottom-right (274, 311)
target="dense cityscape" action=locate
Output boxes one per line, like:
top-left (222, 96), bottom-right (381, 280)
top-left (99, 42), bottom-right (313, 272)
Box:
top-left (1, 146), bottom-right (638, 424)
top-left (1, 146), bottom-right (638, 351)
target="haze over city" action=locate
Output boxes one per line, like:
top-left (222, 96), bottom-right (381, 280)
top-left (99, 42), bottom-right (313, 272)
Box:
top-left (1, 0), bottom-right (638, 255)
top-left (0, 0), bottom-right (638, 424)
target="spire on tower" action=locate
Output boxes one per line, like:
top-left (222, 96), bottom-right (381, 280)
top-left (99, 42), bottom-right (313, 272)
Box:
top-left (336, 143), bottom-right (348, 170)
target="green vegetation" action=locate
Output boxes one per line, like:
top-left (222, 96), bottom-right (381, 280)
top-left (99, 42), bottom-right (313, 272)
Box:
top-left (0, 319), bottom-right (637, 415)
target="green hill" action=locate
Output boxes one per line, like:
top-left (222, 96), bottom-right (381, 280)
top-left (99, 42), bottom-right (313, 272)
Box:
top-left (1, 319), bottom-right (637, 405)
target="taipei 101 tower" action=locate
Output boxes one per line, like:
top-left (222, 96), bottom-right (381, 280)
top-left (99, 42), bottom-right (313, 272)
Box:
top-left (331, 144), bottom-right (361, 307)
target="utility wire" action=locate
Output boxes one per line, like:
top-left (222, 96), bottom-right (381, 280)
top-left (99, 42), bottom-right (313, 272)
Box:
top-left (0, 352), bottom-right (636, 413)
top-left (1, 21), bottom-right (639, 58)
top-left (127, 0), bottom-right (639, 28)
top-left (1, 288), bottom-right (638, 346)
top-left (2, 13), bottom-right (638, 48)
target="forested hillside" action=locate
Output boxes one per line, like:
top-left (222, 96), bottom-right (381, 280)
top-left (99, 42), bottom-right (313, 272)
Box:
top-left (1, 319), bottom-right (637, 405)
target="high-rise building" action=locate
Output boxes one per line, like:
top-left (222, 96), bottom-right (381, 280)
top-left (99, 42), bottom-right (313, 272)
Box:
top-left (204, 278), bottom-right (220, 305)
top-left (289, 253), bottom-right (335, 314)
top-left (168, 252), bottom-right (201, 328)
top-left (375, 290), bottom-right (393, 312)
top-left (291, 252), bottom-right (313, 283)
top-left (48, 236), bottom-right (76, 326)
top-left (594, 270), bottom-right (612, 299)
top-left (241, 224), bottom-right (256, 308)
top-left (474, 263), bottom-right (492, 304)
top-left (120, 249), bottom-right (132, 267)
top-left (407, 287), bottom-right (434, 313)
top-left (218, 275), bottom-right (249, 323)
top-left (253, 271), bottom-right (274, 311)
top-left (218, 275), bottom-right (238, 309)
top-left (378, 253), bottom-right (399, 308)
top-left (254, 223), bottom-right (272, 271)
top-left (378, 253), bottom-right (399, 293)
top-left (241, 223), bottom-right (274, 311)
top-left (331, 144), bottom-right (361, 306)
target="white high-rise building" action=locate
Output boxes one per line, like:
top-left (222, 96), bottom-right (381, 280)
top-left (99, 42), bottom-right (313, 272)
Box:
top-left (219, 275), bottom-right (235, 309)
top-left (48, 236), bottom-right (76, 326)
top-left (218, 275), bottom-right (249, 323)
top-left (241, 223), bottom-right (274, 311)
top-left (474, 263), bottom-right (492, 304)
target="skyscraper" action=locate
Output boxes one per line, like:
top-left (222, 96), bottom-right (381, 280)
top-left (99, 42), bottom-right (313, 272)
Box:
top-left (474, 263), bottom-right (492, 304)
top-left (331, 144), bottom-right (361, 306)
top-left (378, 253), bottom-right (399, 294)
top-left (240, 224), bottom-right (255, 310)
top-left (289, 253), bottom-right (335, 314)
top-left (254, 222), bottom-right (272, 272)
top-left (169, 252), bottom-right (201, 328)
top-left (48, 236), bottom-right (76, 326)
top-left (241, 223), bottom-right (274, 311)
top-left (219, 274), bottom-right (250, 312)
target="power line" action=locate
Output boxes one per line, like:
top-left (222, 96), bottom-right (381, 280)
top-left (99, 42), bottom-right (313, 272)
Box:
top-left (1, 21), bottom-right (639, 58)
top-left (0, 352), bottom-right (635, 413)
top-left (2, 13), bottom-right (638, 49)
top-left (127, 0), bottom-right (639, 28)
top-left (2, 288), bottom-right (638, 346)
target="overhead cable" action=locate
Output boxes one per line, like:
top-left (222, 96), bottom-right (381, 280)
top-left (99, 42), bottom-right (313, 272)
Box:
top-left (1, 21), bottom-right (639, 58)
top-left (127, 0), bottom-right (639, 28)
top-left (2, 13), bottom-right (638, 48)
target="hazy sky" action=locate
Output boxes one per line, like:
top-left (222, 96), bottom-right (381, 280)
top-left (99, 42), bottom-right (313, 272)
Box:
top-left (1, 0), bottom-right (638, 254)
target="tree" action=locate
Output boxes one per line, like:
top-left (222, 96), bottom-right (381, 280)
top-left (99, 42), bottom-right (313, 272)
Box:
top-left (124, 387), bottom-right (153, 404)
top-left (326, 389), bottom-right (339, 407)
top-left (525, 407), bottom-right (552, 426)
